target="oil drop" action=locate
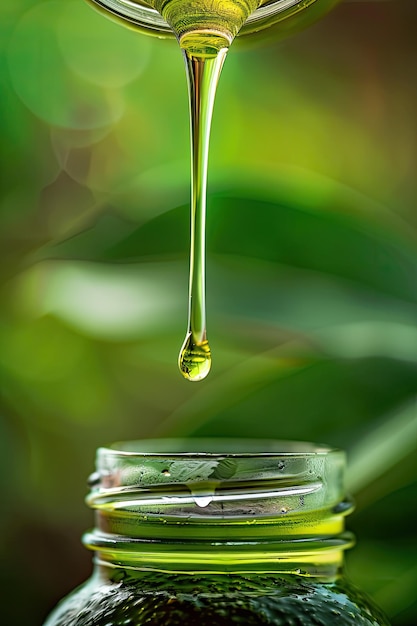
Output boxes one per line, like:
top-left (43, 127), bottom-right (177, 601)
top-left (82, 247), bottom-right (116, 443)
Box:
top-left (179, 331), bottom-right (212, 382)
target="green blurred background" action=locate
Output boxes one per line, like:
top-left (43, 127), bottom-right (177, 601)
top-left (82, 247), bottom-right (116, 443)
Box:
top-left (1, 0), bottom-right (416, 624)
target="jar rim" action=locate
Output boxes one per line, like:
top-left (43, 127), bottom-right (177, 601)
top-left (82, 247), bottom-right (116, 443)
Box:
top-left (99, 438), bottom-right (344, 459)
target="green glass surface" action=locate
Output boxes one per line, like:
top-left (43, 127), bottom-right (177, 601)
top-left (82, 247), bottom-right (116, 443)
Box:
top-left (44, 570), bottom-right (389, 626)
top-left (43, 441), bottom-right (390, 625)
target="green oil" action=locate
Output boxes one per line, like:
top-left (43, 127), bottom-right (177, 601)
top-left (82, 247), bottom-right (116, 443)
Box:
top-left (177, 48), bottom-right (227, 382)
top-left (142, 0), bottom-right (260, 381)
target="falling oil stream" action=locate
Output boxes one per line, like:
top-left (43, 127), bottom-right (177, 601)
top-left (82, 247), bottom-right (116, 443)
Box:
top-left (147, 0), bottom-right (260, 381)
top-left (178, 47), bottom-right (228, 382)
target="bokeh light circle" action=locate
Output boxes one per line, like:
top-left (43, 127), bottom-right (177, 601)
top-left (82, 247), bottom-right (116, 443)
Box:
top-left (7, 1), bottom-right (125, 129)
top-left (57, 1), bottom-right (152, 89)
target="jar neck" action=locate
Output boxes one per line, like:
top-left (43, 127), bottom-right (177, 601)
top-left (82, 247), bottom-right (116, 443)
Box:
top-left (84, 440), bottom-right (354, 581)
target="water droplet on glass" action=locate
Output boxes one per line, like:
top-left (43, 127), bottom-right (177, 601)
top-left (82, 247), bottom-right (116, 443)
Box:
top-left (193, 494), bottom-right (213, 508)
top-left (190, 484), bottom-right (215, 508)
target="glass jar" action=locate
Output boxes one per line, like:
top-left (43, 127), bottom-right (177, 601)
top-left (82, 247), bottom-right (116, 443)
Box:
top-left (43, 439), bottom-right (390, 626)
top-left (85, 0), bottom-right (340, 42)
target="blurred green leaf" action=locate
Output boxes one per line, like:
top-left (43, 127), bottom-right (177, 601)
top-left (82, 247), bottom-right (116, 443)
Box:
top-left (156, 355), bottom-right (417, 444)
top-left (41, 190), bottom-right (417, 305)
top-left (347, 400), bottom-right (417, 493)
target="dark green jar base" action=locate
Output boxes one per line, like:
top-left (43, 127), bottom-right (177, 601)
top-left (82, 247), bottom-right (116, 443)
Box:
top-left (45, 571), bottom-right (389, 626)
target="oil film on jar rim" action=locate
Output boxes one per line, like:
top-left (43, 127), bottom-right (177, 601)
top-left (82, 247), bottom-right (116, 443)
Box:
top-left (85, 0), bottom-right (341, 40)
